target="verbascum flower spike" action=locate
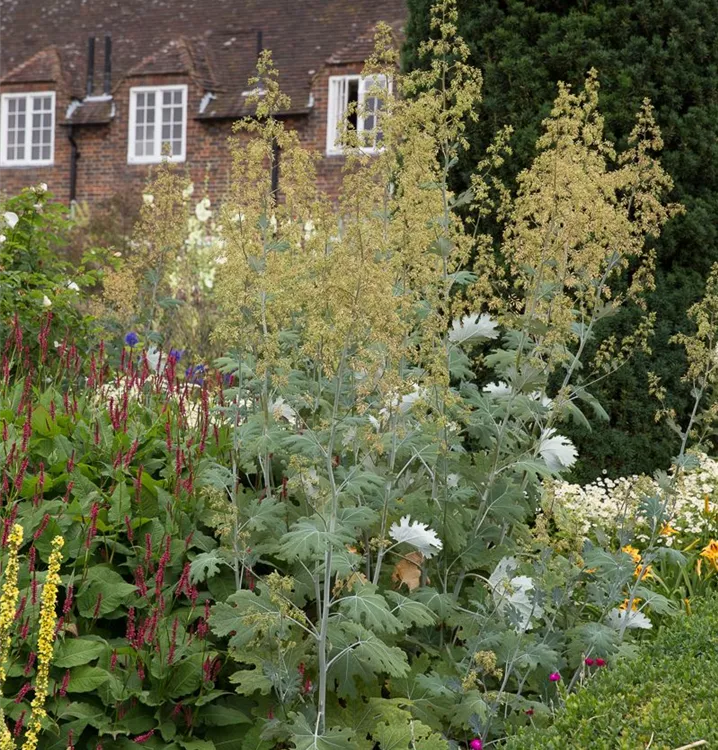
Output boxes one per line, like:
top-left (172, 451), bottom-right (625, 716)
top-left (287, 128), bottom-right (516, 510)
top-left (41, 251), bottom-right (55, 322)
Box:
top-left (0, 524), bottom-right (23, 749)
top-left (0, 525), bottom-right (23, 674)
top-left (23, 536), bottom-right (63, 750)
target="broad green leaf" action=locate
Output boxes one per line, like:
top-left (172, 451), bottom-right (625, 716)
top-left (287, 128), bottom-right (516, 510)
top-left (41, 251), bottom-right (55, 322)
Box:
top-left (288, 713), bottom-right (355, 750)
top-left (190, 550), bottom-right (224, 584)
top-left (336, 584), bottom-right (402, 633)
top-left (229, 668), bottom-right (273, 696)
top-left (167, 654), bottom-right (205, 698)
top-left (54, 637), bottom-right (107, 668)
top-left (200, 702), bottom-right (252, 727)
top-left (385, 591), bottom-right (436, 627)
top-left (279, 517), bottom-right (354, 562)
top-left (67, 665), bottom-right (110, 693)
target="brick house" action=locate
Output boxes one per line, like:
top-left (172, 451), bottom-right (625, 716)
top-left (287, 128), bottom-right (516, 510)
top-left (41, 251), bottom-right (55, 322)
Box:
top-left (0, 0), bottom-right (406, 206)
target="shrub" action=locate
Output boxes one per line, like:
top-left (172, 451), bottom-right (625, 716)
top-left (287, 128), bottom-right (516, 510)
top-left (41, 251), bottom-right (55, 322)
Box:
top-left (504, 596), bottom-right (718, 749)
top-left (0, 186), bottom-right (107, 356)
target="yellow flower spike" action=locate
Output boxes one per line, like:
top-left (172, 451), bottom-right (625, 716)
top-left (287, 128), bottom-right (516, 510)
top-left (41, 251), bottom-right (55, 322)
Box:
top-left (23, 535), bottom-right (64, 750)
top-left (0, 524), bottom-right (23, 750)
top-left (704, 494), bottom-right (711, 516)
top-left (0, 525), bottom-right (23, 672)
top-left (684, 598), bottom-right (692, 615)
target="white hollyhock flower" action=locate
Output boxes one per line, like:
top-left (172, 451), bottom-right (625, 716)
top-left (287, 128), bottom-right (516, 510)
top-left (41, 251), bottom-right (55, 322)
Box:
top-left (539, 429), bottom-right (578, 472)
top-left (142, 194), bottom-right (154, 206)
top-left (529, 391), bottom-right (553, 408)
top-left (66, 280), bottom-right (80, 291)
top-left (41, 295), bottom-right (52, 307)
top-left (488, 557), bottom-right (543, 632)
top-left (195, 197), bottom-right (212, 223)
top-left (182, 183), bottom-right (195, 200)
top-left (399, 384), bottom-right (425, 413)
top-left (483, 381), bottom-right (511, 397)
top-left (607, 607), bottom-right (652, 630)
top-left (448, 313), bottom-right (499, 344)
top-left (146, 347), bottom-right (164, 373)
top-left (390, 516), bottom-right (442, 559)
top-left (269, 397), bottom-right (296, 423)
top-left (3, 212), bottom-right (19, 228)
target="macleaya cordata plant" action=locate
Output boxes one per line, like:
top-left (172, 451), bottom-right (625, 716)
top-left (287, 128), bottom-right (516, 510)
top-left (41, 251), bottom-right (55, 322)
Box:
top-left (197, 1), bottom-right (678, 746)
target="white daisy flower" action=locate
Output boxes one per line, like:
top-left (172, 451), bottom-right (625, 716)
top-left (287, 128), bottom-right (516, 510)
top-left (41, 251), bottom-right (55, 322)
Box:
top-left (448, 313), bottom-right (499, 344)
top-left (607, 607), bottom-right (652, 630)
top-left (390, 516), bottom-right (442, 559)
top-left (539, 429), bottom-right (578, 472)
top-left (488, 557), bottom-right (543, 632)
top-left (483, 381), bottom-right (512, 397)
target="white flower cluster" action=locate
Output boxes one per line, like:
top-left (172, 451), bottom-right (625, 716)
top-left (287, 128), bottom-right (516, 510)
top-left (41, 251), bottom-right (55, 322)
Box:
top-left (544, 452), bottom-right (718, 537)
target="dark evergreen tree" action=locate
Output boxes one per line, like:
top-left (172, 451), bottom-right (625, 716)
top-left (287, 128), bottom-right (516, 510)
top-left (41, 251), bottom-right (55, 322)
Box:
top-left (404, 0), bottom-right (718, 479)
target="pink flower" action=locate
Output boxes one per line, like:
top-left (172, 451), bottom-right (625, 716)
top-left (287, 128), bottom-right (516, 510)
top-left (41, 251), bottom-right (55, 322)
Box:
top-left (469, 740), bottom-right (483, 750)
top-left (549, 672), bottom-right (561, 682)
top-left (585, 657), bottom-right (595, 666)
top-left (595, 658), bottom-right (606, 667)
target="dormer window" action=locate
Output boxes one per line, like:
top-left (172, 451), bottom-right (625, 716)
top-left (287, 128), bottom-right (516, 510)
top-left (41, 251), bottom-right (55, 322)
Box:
top-left (326, 74), bottom-right (388, 155)
top-left (127, 85), bottom-right (187, 164)
top-left (0, 92), bottom-right (55, 166)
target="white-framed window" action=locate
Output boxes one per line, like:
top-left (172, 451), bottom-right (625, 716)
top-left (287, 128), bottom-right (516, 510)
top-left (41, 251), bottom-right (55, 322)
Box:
top-left (127, 85), bottom-right (187, 164)
top-left (0, 92), bottom-right (55, 167)
top-left (326, 74), bottom-right (388, 155)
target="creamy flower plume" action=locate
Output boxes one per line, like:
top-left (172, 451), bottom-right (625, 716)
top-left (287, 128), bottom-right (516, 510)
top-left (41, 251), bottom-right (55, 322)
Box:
top-left (390, 516), bottom-right (442, 559)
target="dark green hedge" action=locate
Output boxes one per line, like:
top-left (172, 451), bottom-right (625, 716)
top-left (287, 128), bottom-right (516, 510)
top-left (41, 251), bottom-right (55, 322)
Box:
top-left (503, 597), bottom-right (718, 749)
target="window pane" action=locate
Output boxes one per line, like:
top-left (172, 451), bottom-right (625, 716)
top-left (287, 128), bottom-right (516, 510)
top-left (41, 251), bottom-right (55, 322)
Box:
top-left (162, 124), bottom-right (170, 140)
top-left (347, 79), bottom-right (359, 130)
top-left (42, 145), bottom-right (50, 160)
top-left (32, 145), bottom-right (40, 160)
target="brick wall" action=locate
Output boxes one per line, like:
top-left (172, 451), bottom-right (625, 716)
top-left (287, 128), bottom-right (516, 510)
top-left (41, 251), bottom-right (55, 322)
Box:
top-left (1, 60), bottom-right (365, 207)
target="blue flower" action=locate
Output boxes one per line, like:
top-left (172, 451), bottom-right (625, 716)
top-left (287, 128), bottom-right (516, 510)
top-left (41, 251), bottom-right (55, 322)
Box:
top-left (168, 348), bottom-right (183, 363)
top-left (185, 363), bottom-right (205, 384)
top-left (124, 331), bottom-right (139, 347)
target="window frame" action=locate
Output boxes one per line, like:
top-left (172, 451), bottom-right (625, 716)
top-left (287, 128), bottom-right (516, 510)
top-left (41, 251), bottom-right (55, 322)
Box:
top-left (127, 84), bottom-right (188, 165)
top-left (0, 91), bottom-right (56, 167)
top-left (325, 74), bottom-right (389, 156)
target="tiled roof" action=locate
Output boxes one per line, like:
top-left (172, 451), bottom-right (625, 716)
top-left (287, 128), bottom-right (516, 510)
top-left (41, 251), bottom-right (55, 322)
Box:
top-left (1, 0), bottom-right (406, 119)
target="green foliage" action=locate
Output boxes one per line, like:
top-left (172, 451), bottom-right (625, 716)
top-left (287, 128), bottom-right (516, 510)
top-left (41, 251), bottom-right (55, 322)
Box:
top-left (0, 186), bottom-right (106, 354)
top-left (403, 0), bottom-right (718, 480)
top-left (504, 596), bottom-right (718, 749)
